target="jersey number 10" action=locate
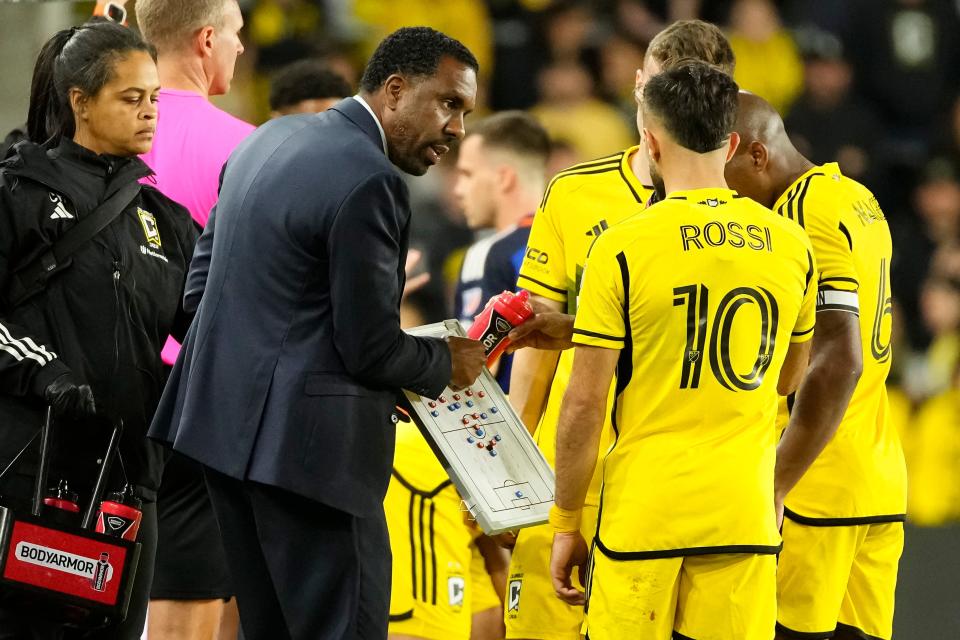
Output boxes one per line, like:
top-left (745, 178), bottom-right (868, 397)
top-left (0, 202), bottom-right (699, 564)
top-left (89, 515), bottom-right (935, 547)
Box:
top-left (673, 284), bottom-right (780, 391)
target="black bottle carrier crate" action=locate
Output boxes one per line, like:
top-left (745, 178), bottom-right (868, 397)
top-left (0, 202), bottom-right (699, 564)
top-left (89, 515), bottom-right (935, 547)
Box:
top-left (0, 409), bottom-right (140, 627)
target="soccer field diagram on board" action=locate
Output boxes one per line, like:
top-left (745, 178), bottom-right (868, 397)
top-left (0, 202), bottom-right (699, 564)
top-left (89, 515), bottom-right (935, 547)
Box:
top-left (403, 320), bottom-right (555, 535)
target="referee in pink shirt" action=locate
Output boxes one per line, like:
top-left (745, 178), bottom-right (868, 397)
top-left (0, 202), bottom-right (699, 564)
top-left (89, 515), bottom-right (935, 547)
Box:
top-left (135, 1), bottom-right (251, 637)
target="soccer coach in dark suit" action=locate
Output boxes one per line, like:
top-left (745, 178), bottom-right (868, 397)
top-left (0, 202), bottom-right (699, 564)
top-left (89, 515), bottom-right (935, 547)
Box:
top-left (149, 28), bottom-right (485, 639)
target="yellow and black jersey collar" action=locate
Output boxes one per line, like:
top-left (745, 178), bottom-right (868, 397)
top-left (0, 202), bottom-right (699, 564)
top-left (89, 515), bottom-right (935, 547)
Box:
top-left (619, 145), bottom-right (655, 204)
top-left (773, 163), bottom-right (834, 226)
top-left (665, 187), bottom-right (741, 206)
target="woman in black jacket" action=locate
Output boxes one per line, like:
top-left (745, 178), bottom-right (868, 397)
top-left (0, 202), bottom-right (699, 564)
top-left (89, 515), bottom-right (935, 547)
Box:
top-left (0, 22), bottom-right (198, 638)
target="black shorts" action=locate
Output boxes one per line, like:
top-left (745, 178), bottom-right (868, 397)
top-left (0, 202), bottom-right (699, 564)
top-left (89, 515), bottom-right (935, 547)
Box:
top-left (151, 452), bottom-right (233, 600)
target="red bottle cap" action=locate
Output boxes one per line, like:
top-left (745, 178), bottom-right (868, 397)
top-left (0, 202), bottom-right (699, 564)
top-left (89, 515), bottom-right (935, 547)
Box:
top-left (44, 479), bottom-right (80, 512)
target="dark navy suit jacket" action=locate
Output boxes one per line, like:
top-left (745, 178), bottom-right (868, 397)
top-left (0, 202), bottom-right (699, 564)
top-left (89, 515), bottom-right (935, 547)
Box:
top-left (149, 98), bottom-right (451, 517)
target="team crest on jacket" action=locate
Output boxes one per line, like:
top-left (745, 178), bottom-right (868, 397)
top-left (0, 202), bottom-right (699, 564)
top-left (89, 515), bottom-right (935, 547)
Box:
top-left (137, 208), bottom-right (162, 249)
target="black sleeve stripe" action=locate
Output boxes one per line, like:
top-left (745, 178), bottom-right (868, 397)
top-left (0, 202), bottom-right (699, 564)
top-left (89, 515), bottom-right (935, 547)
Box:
top-left (777, 173), bottom-right (823, 224)
top-left (786, 181), bottom-right (802, 222)
top-left (817, 304), bottom-right (860, 314)
top-left (777, 181), bottom-right (801, 219)
top-left (818, 284), bottom-right (859, 292)
top-left (819, 276), bottom-right (859, 285)
top-left (539, 161), bottom-right (621, 208)
top-left (572, 328), bottom-right (626, 342)
top-left (805, 250), bottom-right (815, 290)
top-left (549, 153), bottom-right (623, 178)
top-left (551, 160), bottom-right (622, 179)
top-left (517, 274), bottom-right (567, 296)
top-left (838, 221), bottom-right (853, 251)
top-left (574, 152), bottom-right (624, 167)
top-left (791, 326), bottom-right (814, 337)
top-left (794, 174), bottom-right (820, 229)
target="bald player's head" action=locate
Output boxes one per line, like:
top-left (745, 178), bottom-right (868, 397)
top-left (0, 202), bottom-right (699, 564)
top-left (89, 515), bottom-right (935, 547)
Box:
top-left (724, 91), bottom-right (809, 209)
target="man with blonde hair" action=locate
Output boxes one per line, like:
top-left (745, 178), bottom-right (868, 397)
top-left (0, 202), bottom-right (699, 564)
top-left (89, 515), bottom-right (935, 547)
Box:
top-left (135, 1), bottom-right (252, 637)
top-left (136, 0), bottom-right (250, 227)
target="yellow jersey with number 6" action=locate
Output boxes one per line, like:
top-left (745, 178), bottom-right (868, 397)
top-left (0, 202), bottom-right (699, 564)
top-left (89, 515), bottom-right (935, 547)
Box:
top-left (775, 163), bottom-right (906, 522)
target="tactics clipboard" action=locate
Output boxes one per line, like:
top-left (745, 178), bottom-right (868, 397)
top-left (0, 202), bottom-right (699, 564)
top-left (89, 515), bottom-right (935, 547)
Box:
top-left (402, 320), bottom-right (555, 535)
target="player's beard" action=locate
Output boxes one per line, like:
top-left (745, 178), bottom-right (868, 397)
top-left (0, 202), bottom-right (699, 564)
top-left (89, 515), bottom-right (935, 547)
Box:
top-left (647, 148), bottom-right (666, 201)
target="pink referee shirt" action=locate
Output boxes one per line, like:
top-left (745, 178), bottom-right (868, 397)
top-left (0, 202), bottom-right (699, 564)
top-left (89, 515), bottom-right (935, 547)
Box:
top-left (141, 88), bottom-right (255, 363)
top-left (142, 88), bottom-right (254, 225)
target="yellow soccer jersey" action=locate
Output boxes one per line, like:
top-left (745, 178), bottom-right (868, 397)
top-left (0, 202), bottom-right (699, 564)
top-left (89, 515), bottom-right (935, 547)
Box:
top-left (517, 147), bottom-right (652, 506)
top-left (387, 421), bottom-right (475, 640)
top-left (775, 163), bottom-right (907, 522)
top-left (573, 188), bottom-right (817, 557)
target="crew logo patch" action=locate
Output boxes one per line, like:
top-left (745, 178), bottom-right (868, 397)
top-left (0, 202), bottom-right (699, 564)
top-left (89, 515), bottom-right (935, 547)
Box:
top-left (137, 208), bottom-right (162, 249)
top-left (507, 578), bottom-right (522, 613)
top-left (448, 575), bottom-right (466, 610)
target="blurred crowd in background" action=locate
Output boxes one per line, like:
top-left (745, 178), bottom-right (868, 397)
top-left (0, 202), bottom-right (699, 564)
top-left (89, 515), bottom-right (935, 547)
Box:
top-left (57, 0), bottom-right (960, 526)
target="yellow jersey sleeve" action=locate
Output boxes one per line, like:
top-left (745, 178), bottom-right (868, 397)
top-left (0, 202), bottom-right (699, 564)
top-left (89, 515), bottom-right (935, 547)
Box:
top-left (804, 186), bottom-right (860, 314)
top-left (571, 236), bottom-right (626, 351)
top-left (517, 196), bottom-right (567, 303)
top-left (791, 248), bottom-right (817, 344)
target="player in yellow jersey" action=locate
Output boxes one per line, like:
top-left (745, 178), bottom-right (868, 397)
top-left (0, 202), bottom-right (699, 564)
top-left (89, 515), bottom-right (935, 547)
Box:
top-left (386, 418), bottom-right (509, 640)
top-left (725, 93), bottom-right (906, 640)
top-left (549, 62), bottom-right (818, 640)
top-left (505, 20), bottom-right (736, 640)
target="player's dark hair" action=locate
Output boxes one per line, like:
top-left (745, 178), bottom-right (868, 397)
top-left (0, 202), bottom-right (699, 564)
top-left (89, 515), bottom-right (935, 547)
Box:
top-left (269, 60), bottom-right (353, 111)
top-left (647, 20), bottom-right (736, 75)
top-left (27, 21), bottom-right (156, 142)
top-left (642, 61), bottom-right (739, 153)
top-left (359, 26), bottom-right (478, 93)
top-left (467, 111), bottom-right (550, 164)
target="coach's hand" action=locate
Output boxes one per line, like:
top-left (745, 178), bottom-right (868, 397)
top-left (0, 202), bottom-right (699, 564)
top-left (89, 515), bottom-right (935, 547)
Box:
top-left (775, 496), bottom-right (785, 530)
top-left (507, 311), bottom-right (576, 352)
top-left (551, 531), bottom-right (588, 606)
top-left (446, 336), bottom-right (485, 390)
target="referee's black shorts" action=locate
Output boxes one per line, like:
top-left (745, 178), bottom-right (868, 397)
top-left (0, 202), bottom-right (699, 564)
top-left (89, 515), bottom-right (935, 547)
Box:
top-left (151, 451), bottom-right (233, 600)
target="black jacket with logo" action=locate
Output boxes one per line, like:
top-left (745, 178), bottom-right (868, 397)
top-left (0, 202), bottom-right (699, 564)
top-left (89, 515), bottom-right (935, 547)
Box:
top-left (0, 138), bottom-right (198, 501)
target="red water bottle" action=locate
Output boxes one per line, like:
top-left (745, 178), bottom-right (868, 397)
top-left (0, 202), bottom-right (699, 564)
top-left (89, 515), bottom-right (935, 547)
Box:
top-left (44, 479), bottom-right (80, 514)
top-left (467, 290), bottom-right (534, 367)
top-left (43, 479), bottom-right (81, 526)
top-left (95, 484), bottom-right (142, 541)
